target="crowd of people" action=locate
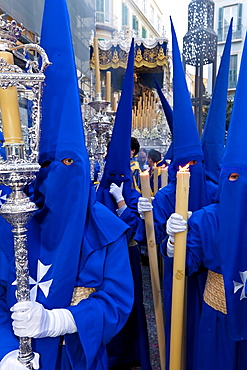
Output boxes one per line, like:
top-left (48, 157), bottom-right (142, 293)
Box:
top-left (0, 1), bottom-right (245, 370)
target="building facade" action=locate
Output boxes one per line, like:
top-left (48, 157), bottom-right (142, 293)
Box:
top-left (96, 0), bottom-right (165, 40)
top-left (0, 0), bottom-right (95, 80)
top-left (214, 0), bottom-right (246, 94)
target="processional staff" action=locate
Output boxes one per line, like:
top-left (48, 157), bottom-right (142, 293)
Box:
top-left (140, 170), bottom-right (166, 370)
top-left (0, 18), bottom-right (50, 369)
top-left (169, 164), bottom-right (190, 370)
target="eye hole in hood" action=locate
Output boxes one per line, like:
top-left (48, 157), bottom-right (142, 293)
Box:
top-left (62, 158), bottom-right (74, 166)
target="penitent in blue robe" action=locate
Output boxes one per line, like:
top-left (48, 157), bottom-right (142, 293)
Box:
top-left (134, 162), bottom-right (210, 370)
top-left (185, 204), bottom-right (247, 370)
top-left (0, 185), bottom-right (134, 370)
top-left (107, 189), bottom-right (151, 370)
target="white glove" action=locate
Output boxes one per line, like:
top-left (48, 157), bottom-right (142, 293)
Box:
top-left (166, 212), bottom-right (188, 243)
top-left (137, 197), bottom-right (153, 219)
top-left (167, 236), bottom-right (175, 258)
top-left (0, 350), bottom-right (39, 370)
top-left (11, 301), bottom-right (77, 339)
top-left (166, 213), bottom-right (190, 257)
top-left (109, 182), bottom-right (124, 203)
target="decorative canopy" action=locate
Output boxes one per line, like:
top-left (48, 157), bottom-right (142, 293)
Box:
top-left (90, 32), bottom-right (170, 90)
top-left (90, 36), bottom-right (168, 71)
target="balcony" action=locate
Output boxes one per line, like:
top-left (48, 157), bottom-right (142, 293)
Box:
top-left (95, 11), bottom-right (118, 32)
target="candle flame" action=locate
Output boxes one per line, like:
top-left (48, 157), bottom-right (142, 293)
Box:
top-left (161, 165), bottom-right (168, 171)
top-left (141, 168), bottom-right (150, 175)
top-left (179, 163), bottom-right (190, 172)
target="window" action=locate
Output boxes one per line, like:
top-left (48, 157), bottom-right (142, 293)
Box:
top-left (96, 0), bottom-right (111, 23)
top-left (132, 15), bottom-right (139, 32)
top-left (142, 0), bottom-right (146, 14)
top-left (157, 16), bottom-right (161, 33)
top-left (122, 3), bottom-right (128, 26)
top-left (229, 55), bottom-right (237, 89)
top-left (96, 0), bottom-right (104, 22)
top-left (105, 0), bottom-right (110, 22)
top-left (142, 27), bottom-right (147, 38)
top-left (218, 4), bottom-right (242, 41)
top-left (150, 6), bottom-right (154, 24)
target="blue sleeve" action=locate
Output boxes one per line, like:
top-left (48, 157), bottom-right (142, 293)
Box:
top-left (67, 233), bottom-right (134, 369)
top-left (120, 192), bottom-right (143, 236)
top-left (133, 184), bottom-right (176, 244)
top-left (186, 217), bottom-right (204, 275)
top-left (187, 204), bottom-right (221, 275)
top-left (119, 189), bottom-right (147, 243)
top-left (152, 185), bottom-right (176, 244)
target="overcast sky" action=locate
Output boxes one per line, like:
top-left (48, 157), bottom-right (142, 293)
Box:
top-left (159, 0), bottom-right (191, 50)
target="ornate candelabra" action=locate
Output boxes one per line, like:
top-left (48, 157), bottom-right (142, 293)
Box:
top-left (0, 17), bottom-right (50, 368)
top-left (86, 97), bottom-right (114, 181)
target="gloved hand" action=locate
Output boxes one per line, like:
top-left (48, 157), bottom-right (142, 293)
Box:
top-left (109, 182), bottom-right (124, 203)
top-left (166, 212), bottom-right (188, 241)
top-left (11, 301), bottom-right (77, 339)
top-left (0, 350), bottom-right (39, 370)
top-left (97, 172), bottom-right (102, 182)
top-left (137, 197), bottom-right (153, 219)
top-left (166, 212), bottom-right (192, 257)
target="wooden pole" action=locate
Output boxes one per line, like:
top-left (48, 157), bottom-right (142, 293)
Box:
top-left (161, 166), bottom-right (168, 188)
top-left (169, 168), bottom-right (190, 370)
top-left (93, 38), bottom-right (101, 95)
top-left (106, 71), bottom-right (111, 103)
top-left (140, 171), bottom-right (166, 370)
top-left (153, 165), bottom-right (159, 195)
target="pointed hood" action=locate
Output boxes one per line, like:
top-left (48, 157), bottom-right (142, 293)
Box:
top-left (171, 18), bottom-right (203, 166)
top-left (31, 0), bottom-right (91, 309)
top-left (153, 75), bottom-right (173, 133)
top-left (221, 37), bottom-right (247, 169)
top-left (218, 32), bottom-right (247, 341)
top-left (39, 0), bottom-right (88, 165)
top-left (153, 75), bottom-right (174, 161)
top-left (170, 18), bottom-right (206, 211)
top-left (201, 19), bottom-right (232, 185)
top-left (97, 39), bottom-right (135, 213)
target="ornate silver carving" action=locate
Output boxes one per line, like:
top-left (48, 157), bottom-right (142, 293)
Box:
top-left (0, 16), bottom-right (24, 49)
top-left (86, 100), bottom-right (113, 180)
top-left (0, 17), bottom-right (50, 369)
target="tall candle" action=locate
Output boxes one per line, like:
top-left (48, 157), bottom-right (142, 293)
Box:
top-left (93, 38), bottom-right (101, 95)
top-left (169, 167), bottom-right (190, 370)
top-left (161, 166), bottom-right (168, 188)
top-left (106, 71), bottom-right (111, 103)
top-left (140, 171), bottom-right (166, 370)
top-left (112, 93), bottom-right (116, 111)
top-left (0, 51), bottom-right (23, 144)
top-left (153, 164), bottom-right (159, 195)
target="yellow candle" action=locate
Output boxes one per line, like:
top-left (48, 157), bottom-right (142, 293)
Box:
top-left (153, 164), bottom-right (159, 195)
top-left (161, 166), bottom-right (168, 188)
top-left (140, 171), bottom-right (166, 370)
top-left (93, 38), bottom-right (101, 95)
top-left (169, 167), bottom-right (190, 370)
top-left (112, 93), bottom-right (116, 111)
top-left (106, 71), bottom-right (111, 103)
top-left (0, 51), bottom-right (23, 144)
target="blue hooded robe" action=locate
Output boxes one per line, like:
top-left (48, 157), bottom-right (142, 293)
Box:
top-left (184, 30), bottom-right (247, 370)
top-left (135, 18), bottom-right (231, 369)
top-left (96, 40), bottom-right (151, 370)
top-left (0, 1), bottom-right (134, 369)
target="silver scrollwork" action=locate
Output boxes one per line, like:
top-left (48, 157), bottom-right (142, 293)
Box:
top-left (0, 17), bottom-right (50, 369)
